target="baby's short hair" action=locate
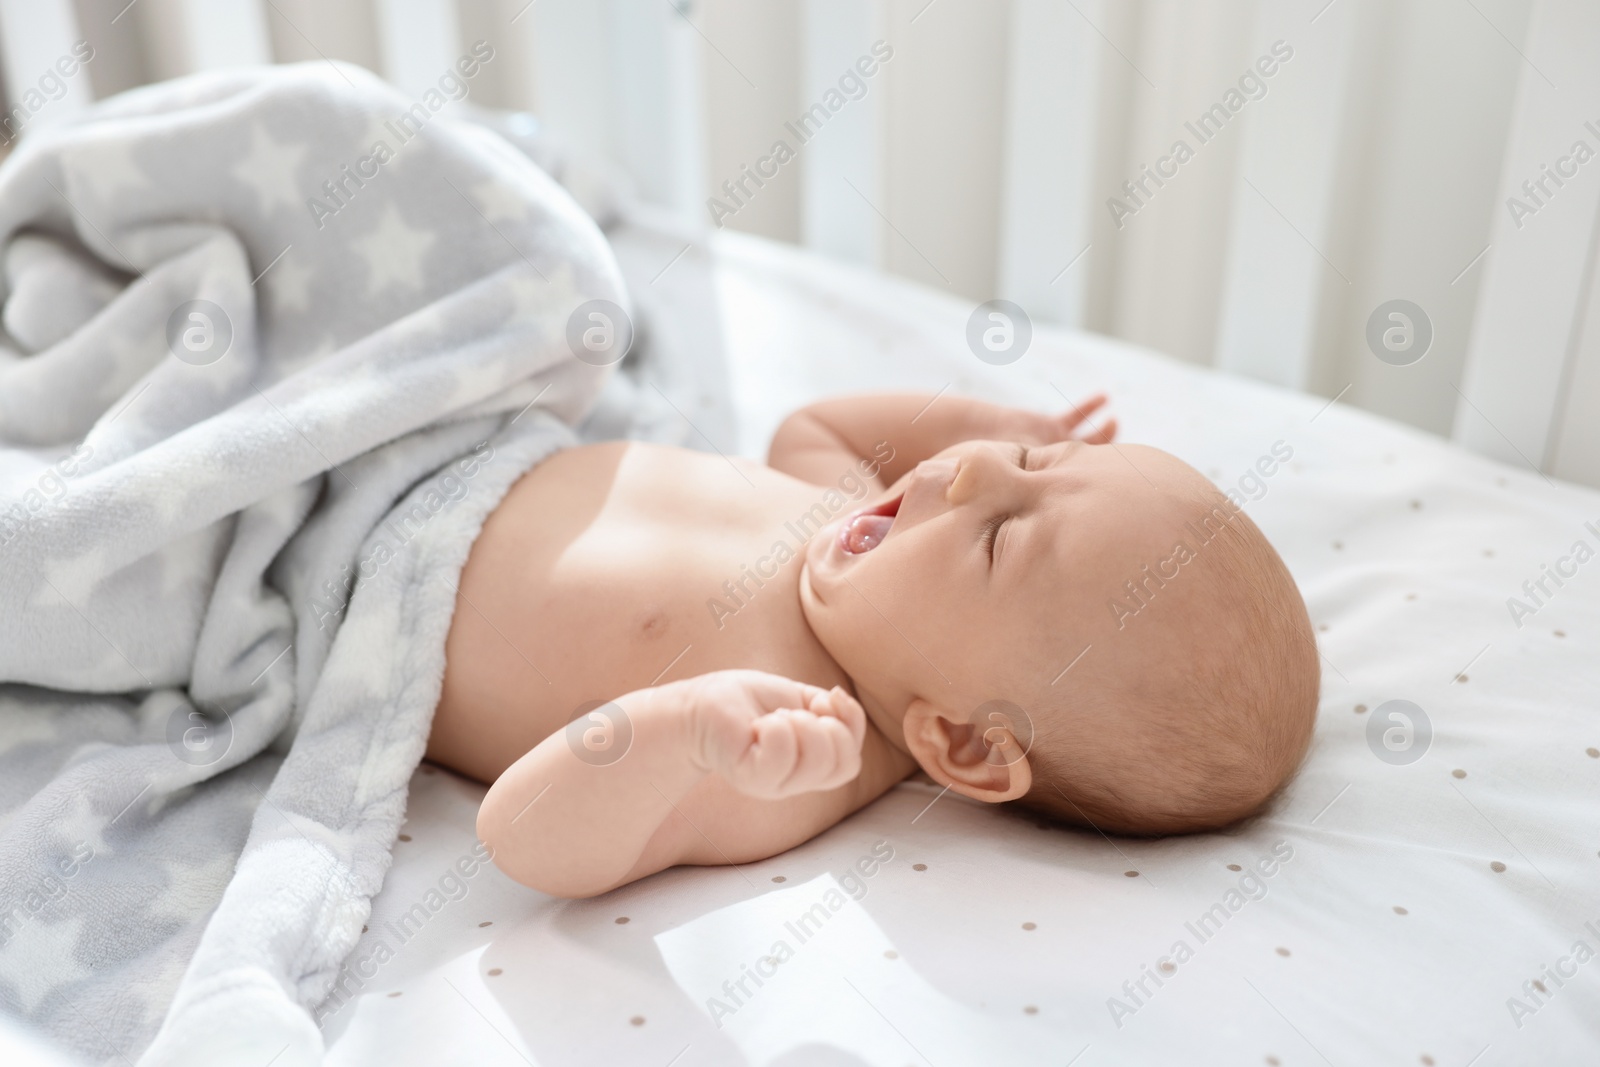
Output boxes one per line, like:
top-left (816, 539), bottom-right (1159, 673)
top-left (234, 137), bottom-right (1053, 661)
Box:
top-left (1018, 493), bottom-right (1319, 835)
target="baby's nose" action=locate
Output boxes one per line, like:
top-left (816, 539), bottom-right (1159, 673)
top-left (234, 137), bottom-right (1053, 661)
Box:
top-left (947, 446), bottom-right (1018, 506)
top-left (945, 454), bottom-right (996, 505)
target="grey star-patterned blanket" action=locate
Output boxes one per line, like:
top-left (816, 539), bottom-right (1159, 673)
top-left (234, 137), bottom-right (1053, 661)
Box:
top-left (0, 62), bottom-right (709, 1065)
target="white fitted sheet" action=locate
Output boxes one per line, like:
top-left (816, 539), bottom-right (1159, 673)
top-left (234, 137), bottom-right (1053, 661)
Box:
top-left (321, 232), bottom-right (1600, 1067)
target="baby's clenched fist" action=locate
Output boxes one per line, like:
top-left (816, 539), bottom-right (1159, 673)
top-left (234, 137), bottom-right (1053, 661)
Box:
top-left (680, 670), bottom-right (866, 799)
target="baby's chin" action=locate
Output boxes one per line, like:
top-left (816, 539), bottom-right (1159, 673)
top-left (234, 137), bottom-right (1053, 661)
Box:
top-left (795, 554), bottom-right (844, 638)
top-left (798, 512), bottom-right (855, 605)
top-left (796, 558), bottom-right (820, 612)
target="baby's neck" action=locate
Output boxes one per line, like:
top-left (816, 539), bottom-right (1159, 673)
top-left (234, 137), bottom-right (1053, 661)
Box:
top-left (792, 589), bottom-right (911, 756)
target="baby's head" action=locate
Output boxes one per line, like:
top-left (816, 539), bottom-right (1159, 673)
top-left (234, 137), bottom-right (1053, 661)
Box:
top-left (800, 438), bottom-right (1318, 835)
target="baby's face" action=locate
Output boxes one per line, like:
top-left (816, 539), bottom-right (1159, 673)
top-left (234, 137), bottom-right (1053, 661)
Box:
top-left (800, 439), bottom-right (1220, 738)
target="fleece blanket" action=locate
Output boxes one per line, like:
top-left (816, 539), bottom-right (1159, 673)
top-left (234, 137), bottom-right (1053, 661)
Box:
top-left (0, 62), bottom-right (679, 1065)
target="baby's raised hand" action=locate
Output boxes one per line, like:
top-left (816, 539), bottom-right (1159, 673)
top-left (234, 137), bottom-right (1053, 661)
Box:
top-left (683, 670), bottom-right (867, 799)
top-left (970, 392), bottom-right (1117, 448)
top-left (1032, 392), bottom-right (1118, 445)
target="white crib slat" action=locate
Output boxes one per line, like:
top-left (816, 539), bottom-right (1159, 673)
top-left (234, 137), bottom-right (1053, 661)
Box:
top-left (521, 0), bottom-right (706, 219)
top-left (374, 0), bottom-right (464, 100)
top-left (1455, 0), bottom-right (1600, 473)
top-left (260, 0), bottom-right (383, 73)
top-left (1211, 2), bottom-right (1356, 390)
top-left (799, 0), bottom-right (884, 266)
top-left (134, 0), bottom-right (272, 80)
top-left (695, 0), bottom-right (802, 240)
top-left (1549, 225), bottom-right (1600, 485)
top-left (995, 0), bottom-right (1102, 326)
top-left (607, 0), bottom-right (706, 220)
top-left (0, 0), bottom-right (92, 133)
top-left (453, 0), bottom-right (538, 111)
top-left (527, 0), bottom-right (616, 165)
top-left (176, 0), bottom-right (272, 71)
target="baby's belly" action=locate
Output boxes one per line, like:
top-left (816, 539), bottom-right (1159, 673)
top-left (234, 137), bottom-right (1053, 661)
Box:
top-left (427, 441), bottom-right (849, 783)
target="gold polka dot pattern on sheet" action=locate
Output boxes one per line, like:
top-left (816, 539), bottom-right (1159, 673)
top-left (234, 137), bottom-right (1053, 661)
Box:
top-left (771, 875), bottom-right (786, 882)
top-left (487, 968), bottom-right (502, 977)
top-left (913, 863), bottom-right (927, 871)
top-left (1022, 922), bottom-right (1036, 930)
top-left (1227, 864), bottom-right (1242, 871)
top-left (387, 991), bottom-right (401, 998)
top-left (1275, 947), bottom-right (1290, 957)
top-left (1587, 748), bottom-right (1599, 758)
top-left (1452, 769), bottom-right (1466, 779)
top-left (1022, 1005), bottom-right (1038, 1015)
top-left (478, 921), bottom-right (492, 928)
top-left (630, 1015), bottom-right (645, 1027)
top-left (1394, 906), bottom-right (1408, 915)
top-left (615, 916), bottom-right (630, 924)
top-left (398, 834), bottom-right (411, 842)
top-left (1354, 704), bottom-right (1367, 714)
top-left (884, 950), bottom-right (898, 959)
top-left (1490, 861), bottom-right (1506, 873)
top-left (1124, 870), bottom-right (1139, 878)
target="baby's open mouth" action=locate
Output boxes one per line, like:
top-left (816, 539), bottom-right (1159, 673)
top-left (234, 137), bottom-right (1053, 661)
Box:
top-left (840, 495), bottom-right (902, 554)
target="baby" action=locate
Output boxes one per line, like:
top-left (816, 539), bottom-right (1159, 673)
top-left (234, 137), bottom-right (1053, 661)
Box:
top-left (427, 393), bottom-right (1320, 898)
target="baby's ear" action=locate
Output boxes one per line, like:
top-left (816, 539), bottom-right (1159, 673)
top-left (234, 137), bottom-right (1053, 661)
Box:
top-left (901, 698), bottom-right (1033, 804)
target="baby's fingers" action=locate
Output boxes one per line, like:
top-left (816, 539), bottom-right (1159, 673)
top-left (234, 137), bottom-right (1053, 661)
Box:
top-left (734, 710), bottom-right (800, 793)
top-left (742, 709), bottom-right (858, 797)
top-left (786, 709), bottom-right (859, 791)
top-left (817, 713), bottom-right (862, 788)
top-left (1058, 393), bottom-right (1108, 431)
top-left (1054, 400), bottom-right (1116, 444)
top-left (806, 686), bottom-right (867, 749)
top-left (832, 687), bottom-right (868, 749)
top-left (1079, 415), bottom-right (1117, 443)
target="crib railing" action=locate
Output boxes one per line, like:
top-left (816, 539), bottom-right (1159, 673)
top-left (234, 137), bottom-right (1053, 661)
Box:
top-left (2, 0), bottom-right (1597, 488)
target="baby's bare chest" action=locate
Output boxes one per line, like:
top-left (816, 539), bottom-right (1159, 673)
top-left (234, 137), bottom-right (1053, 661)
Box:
top-left (431, 442), bottom-right (852, 780)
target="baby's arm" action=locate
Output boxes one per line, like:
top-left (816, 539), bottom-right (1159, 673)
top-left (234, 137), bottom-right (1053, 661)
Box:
top-left (767, 392), bottom-right (1117, 487)
top-left (477, 670), bottom-right (912, 898)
